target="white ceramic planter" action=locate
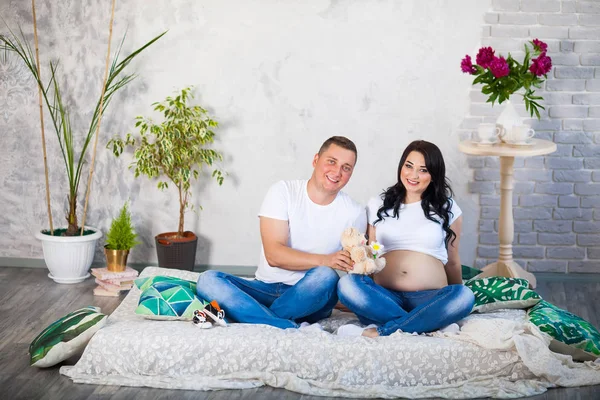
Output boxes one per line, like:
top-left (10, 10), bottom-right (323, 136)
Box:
top-left (35, 227), bottom-right (102, 284)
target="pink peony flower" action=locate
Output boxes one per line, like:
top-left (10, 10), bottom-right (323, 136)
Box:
top-left (461, 55), bottom-right (477, 74)
top-left (532, 38), bottom-right (548, 53)
top-left (476, 47), bottom-right (495, 68)
top-left (489, 56), bottom-right (509, 78)
top-left (530, 53), bottom-right (553, 76)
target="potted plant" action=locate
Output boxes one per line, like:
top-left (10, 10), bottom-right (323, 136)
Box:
top-left (108, 87), bottom-right (225, 270)
top-left (104, 202), bottom-right (141, 272)
top-left (0, 4), bottom-right (165, 283)
top-left (460, 39), bottom-right (553, 134)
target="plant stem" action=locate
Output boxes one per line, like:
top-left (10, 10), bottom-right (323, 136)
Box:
top-left (80, 0), bottom-right (117, 235)
top-left (178, 183), bottom-right (185, 238)
top-left (31, 0), bottom-right (53, 235)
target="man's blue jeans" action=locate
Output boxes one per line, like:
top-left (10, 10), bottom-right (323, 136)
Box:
top-left (196, 266), bottom-right (339, 329)
top-left (338, 274), bottom-right (475, 336)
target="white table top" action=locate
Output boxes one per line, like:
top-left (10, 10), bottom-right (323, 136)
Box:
top-left (458, 138), bottom-right (557, 157)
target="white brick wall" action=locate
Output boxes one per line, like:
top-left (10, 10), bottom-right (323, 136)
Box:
top-left (464, 0), bottom-right (600, 274)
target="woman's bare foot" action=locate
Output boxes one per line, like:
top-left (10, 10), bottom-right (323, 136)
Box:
top-left (362, 328), bottom-right (379, 338)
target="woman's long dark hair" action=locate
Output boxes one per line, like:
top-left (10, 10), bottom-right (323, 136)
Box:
top-left (374, 140), bottom-right (457, 248)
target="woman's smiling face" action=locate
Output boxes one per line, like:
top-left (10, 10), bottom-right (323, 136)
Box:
top-left (400, 151), bottom-right (431, 202)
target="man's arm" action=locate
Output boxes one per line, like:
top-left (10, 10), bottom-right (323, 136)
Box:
top-left (260, 216), bottom-right (354, 272)
top-left (444, 216), bottom-right (463, 285)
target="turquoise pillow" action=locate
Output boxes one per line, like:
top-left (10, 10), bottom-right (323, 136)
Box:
top-left (29, 306), bottom-right (107, 368)
top-left (528, 300), bottom-right (600, 361)
top-left (135, 281), bottom-right (207, 320)
top-left (134, 275), bottom-right (196, 292)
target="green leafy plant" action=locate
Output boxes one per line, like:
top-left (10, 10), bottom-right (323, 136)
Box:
top-left (0, 26), bottom-right (166, 236)
top-left (461, 39), bottom-right (552, 119)
top-left (105, 202), bottom-right (141, 250)
top-left (108, 87), bottom-right (225, 238)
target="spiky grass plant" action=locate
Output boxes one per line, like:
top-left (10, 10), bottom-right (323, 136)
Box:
top-left (0, 26), bottom-right (165, 236)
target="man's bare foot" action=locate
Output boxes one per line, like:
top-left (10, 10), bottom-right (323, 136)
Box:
top-left (362, 328), bottom-right (379, 338)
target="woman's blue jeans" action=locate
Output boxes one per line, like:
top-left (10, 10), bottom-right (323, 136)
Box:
top-left (196, 266), bottom-right (339, 329)
top-left (338, 274), bottom-right (475, 336)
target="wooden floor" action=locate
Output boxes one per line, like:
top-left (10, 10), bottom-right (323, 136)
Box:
top-left (1, 267), bottom-right (599, 400)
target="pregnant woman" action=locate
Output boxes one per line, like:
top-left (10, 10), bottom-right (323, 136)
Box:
top-left (337, 140), bottom-right (475, 337)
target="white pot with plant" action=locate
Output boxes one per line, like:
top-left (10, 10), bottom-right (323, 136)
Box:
top-left (1, 1), bottom-right (165, 283)
top-left (108, 87), bottom-right (225, 270)
top-left (104, 202), bottom-right (141, 272)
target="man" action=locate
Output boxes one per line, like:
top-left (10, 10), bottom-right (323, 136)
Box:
top-left (197, 136), bottom-right (366, 329)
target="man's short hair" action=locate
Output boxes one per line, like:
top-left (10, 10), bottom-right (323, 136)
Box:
top-left (318, 136), bottom-right (358, 160)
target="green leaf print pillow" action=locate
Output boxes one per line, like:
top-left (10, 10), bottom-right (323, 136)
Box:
top-left (528, 300), bottom-right (600, 361)
top-left (465, 276), bottom-right (542, 313)
top-left (29, 306), bottom-right (107, 368)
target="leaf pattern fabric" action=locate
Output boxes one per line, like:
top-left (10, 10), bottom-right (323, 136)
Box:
top-left (465, 276), bottom-right (542, 313)
top-left (528, 300), bottom-right (600, 357)
top-left (29, 306), bottom-right (107, 368)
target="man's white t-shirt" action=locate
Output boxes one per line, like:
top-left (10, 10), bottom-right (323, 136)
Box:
top-left (256, 180), bottom-right (367, 285)
top-left (367, 196), bottom-right (462, 264)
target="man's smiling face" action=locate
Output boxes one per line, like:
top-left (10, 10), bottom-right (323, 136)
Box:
top-left (311, 144), bottom-right (356, 195)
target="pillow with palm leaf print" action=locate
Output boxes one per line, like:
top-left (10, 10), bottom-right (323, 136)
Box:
top-left (528, 300), bottom-right (600, 361)
top-left (465, 276), bottom-right (542, 313)
top-left (29, 306), bottom-right (107, 368)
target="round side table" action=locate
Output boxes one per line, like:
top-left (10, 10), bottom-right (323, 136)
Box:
top-left (459, 139), bottom-right (557, 288)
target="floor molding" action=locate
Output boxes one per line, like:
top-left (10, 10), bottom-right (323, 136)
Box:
top-left (0, 257), bottom-right (257, 277)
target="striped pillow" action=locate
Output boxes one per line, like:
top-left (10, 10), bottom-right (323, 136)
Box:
top-left (29, 306), bottom-right (107, 368)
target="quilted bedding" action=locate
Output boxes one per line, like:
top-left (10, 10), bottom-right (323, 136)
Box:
top-left (60, 267), bottom-right (600, 398)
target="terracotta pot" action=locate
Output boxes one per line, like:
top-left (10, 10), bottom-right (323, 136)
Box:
top-left (155, 231), bottom-right (197, 271)
top-left (104, 247), bottom-right (130, 272)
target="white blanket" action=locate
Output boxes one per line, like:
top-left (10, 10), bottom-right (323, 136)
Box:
top-left (61, 267), bottom-right (600, 398)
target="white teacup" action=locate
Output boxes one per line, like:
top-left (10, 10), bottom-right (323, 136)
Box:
top-left (476, 123), bottom-right (501, 143)
top-left (505, 124), bottom-right (535, 144)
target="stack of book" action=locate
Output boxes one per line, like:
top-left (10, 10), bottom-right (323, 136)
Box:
top-left (91, 267), bottom-right (139, 297)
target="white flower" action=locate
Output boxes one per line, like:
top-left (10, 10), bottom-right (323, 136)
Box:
top-left (369, 242), bottom-right (384, 258)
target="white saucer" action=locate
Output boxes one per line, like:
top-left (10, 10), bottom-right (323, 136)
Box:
top-left (475, 140), bottom-right (498, 146)
top-left (506, 141), bottom-right (534, 147)
top-left (48, 272), bottom-right (90, 284)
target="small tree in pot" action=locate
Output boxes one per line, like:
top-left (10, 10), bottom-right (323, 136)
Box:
top-left (108, 87), bottom-right (224, 270)
top-left (105, 201), bottom-right (140, 271)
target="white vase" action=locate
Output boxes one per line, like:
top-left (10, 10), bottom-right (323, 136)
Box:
top-left (35, 227), bottom-right (102, 284)
top-left (496, 100), bottom-right (522, 142)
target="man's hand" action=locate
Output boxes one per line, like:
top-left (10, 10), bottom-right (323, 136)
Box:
top-left (323, 250), bottom-right (354, 272)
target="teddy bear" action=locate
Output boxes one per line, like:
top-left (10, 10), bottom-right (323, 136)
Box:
top-left (340, 227), bottom-right (386, 275)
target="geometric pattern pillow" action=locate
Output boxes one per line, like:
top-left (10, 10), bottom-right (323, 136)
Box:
top-left (135, 281), bottom-right (208, 320)
top-left (465, 276), bottom-right (542, 313)
top-left (29, 306), bottom-right (107, 368)
top-left (134, 275), bottom-right (196, 292)
top-left (528, 300), bottom-right (600, 360)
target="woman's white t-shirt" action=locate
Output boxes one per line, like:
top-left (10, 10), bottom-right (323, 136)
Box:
top-left (256, 180), bottom-right (367, 285)
top-left (366, 196), bottom-right (462, 264)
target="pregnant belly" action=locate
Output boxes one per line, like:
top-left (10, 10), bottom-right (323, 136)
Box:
top-left (373, 250), bottom-right (448, 291)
